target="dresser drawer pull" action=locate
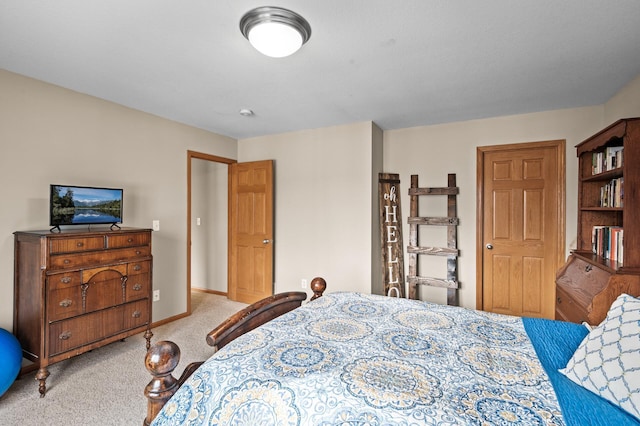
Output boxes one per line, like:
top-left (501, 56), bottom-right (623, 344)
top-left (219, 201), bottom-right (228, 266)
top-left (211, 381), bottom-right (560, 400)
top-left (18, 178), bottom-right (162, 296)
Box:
top-left (133, 283), bottom-right (142, 291)
top-left (133, 265), bottom-right (142, 271)
top-left (128, 238), bottom-right (134, 243)
top-left (59, 331), bottom-right (72, 340)
top-left (135, 250), bottom-right (142, 255)
top-left (76, 242), bottom-right (84, 248)
top-left (584, 264), bottom-right (592, 272)
top-left (60, 277), bottom-right (72, 284)
top-left (132, 311), bottom-right (142, 318)
top-left (59, 299), bottom-right (73, 308)
top-left (63, 259), bottom-right (71, 264)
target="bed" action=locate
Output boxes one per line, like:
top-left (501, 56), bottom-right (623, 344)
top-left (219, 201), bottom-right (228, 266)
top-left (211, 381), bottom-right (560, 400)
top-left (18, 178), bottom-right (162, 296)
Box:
top-left (143, 278), bottom-right (640, 425)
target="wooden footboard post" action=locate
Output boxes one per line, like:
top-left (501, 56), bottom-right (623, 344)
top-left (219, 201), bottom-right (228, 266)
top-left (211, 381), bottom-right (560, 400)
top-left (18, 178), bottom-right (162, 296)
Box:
top-left (310, 277), bottom-right (326, 300)
top-left (144, 341), bottom-right (196, 426)
top-left (143, 281), bottom-right (327, 425)
top-left (144, 340), bottom-right (204, 425)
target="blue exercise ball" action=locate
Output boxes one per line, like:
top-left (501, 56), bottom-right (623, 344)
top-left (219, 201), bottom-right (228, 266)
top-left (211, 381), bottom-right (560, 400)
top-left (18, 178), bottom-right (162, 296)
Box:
top-left (0, 328), bottom-right (22, 397)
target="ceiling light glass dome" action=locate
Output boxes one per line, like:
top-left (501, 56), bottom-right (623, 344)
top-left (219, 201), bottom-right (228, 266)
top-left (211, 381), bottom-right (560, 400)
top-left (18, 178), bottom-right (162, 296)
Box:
top-left (240, 6), bottom-right (311, 58)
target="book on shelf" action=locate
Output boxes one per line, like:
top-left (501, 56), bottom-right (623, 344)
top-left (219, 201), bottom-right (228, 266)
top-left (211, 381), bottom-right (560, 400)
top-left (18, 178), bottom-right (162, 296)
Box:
top-left (599, 177), bottom-right (624, 207)
top-left (591, 146), bottom-right (624, 175)
top-left (591, 226), bottom-right (623, 263)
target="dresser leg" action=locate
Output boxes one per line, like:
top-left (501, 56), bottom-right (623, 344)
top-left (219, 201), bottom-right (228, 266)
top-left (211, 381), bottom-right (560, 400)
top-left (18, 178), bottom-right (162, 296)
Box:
top-left (36, 367), bottom-right (49, 397)
top-left (144, 328), bottom-right (154, 351)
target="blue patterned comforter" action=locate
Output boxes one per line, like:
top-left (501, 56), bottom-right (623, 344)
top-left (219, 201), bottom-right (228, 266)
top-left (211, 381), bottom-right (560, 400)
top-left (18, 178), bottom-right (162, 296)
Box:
top-left (152, 292), bottom-right (566, 425)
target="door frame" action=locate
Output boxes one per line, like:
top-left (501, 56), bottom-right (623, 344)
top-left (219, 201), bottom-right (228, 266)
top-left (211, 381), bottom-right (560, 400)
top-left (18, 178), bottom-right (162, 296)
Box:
top-left (186, 150), bottom-right (236, 315)
top-left (475, 140), bottom-right (566, 310)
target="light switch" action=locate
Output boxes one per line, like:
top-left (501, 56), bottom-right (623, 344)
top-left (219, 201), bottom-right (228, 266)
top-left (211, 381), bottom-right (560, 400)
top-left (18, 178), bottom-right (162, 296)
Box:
top-left (152, 220), bottom-right (160, 231)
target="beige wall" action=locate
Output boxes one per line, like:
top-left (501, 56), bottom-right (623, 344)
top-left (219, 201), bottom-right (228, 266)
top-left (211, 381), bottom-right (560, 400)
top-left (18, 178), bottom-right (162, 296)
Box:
top-left (604, 74), bottom-right (640, 123)
top-left (371, 123), bottom-right (384, 295)
top-left (238, 122), bottom-right (381, 296)
top-left (0, 70), bottom-right (237, 330)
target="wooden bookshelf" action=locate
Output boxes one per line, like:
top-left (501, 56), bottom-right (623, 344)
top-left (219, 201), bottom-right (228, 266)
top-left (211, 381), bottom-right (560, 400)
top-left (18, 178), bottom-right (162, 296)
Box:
top-left (556, 118), bottom-right (640, 325)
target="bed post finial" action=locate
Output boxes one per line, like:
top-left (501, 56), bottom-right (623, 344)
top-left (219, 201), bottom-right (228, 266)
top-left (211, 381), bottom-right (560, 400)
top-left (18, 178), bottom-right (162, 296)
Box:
top-left (310, 277), bottom-right (326, 301)
top-left (143, 341), bottom-right (181, 426)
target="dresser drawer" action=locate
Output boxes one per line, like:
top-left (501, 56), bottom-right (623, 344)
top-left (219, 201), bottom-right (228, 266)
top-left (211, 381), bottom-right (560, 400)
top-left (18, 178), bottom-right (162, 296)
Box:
top-left (47, 274), bottom-right (83, 322)
top-left (48, 300), bottom-right (148, 356)
top-left (126, 261), bottom-right (151, 302)
top-left (47, 271), bottom-right (82, 290)
top-left (48, 307), bottom-right (121, 356)
top-left (126, 273), bottom-right (150, 302)
top-left (128, 260), bottom-right (151, 275)
top-left (107, 232), bottom-right (151, 249)
top-left (49, 246), bottom-right (151, 270)
top-left (123, 299), bottom-right (149, 330)
top-left (49, 236), bottom-right (105, 254)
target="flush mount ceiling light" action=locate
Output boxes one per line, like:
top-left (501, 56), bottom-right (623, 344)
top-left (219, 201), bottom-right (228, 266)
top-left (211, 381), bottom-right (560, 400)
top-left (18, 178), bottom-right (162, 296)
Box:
top-left (240, 6), bottom-right (311, 58)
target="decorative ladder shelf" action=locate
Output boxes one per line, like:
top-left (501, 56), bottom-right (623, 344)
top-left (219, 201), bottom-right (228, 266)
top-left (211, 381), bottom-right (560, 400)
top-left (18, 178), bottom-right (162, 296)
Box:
top-left (407, 174), bottom-right (460, 306)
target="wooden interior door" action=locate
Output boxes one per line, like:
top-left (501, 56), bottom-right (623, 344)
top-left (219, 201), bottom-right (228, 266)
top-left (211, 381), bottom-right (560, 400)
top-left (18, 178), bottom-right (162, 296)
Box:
top-left (477, 141), bottom-right (565, 319)
top-left (228, 160), bottom-right (274, 304)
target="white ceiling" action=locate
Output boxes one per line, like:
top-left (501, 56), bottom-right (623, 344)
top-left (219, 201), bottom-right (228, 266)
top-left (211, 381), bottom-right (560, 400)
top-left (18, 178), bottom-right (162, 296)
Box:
top-left (2, 1), bottom-right (640, 139)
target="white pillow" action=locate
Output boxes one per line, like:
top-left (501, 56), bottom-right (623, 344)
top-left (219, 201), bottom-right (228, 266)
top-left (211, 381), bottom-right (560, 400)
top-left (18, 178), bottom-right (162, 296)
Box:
top-left (560, 293), bottom-right (640, 420)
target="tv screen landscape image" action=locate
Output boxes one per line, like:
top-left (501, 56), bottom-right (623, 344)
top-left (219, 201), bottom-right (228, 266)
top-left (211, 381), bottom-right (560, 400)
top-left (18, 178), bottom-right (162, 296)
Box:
top-left (50, 185), bottom-right (123, 226)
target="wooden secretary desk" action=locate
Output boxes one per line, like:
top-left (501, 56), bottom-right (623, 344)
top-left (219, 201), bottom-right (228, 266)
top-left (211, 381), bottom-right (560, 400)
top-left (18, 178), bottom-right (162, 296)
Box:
top-left (556, 118), bottom-right (640, 325)
top-left (13, 227), bottom-right (153, 396)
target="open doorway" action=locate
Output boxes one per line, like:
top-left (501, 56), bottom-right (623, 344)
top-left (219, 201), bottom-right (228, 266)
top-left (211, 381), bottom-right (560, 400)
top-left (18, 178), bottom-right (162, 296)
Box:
top-left (187, 150), bottom-right (236, 314)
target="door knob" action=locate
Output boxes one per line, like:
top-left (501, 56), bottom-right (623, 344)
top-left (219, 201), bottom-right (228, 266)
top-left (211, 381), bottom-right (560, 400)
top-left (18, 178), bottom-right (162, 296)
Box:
top-left (263, 239), bottom-right (271, 244)
top-left (486, 244), bottom-right (493, 249)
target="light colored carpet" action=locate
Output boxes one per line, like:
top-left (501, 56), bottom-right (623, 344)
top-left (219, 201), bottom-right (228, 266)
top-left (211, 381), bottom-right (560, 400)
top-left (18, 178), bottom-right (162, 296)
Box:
top-left (0, 292), bottom-right (247, 425)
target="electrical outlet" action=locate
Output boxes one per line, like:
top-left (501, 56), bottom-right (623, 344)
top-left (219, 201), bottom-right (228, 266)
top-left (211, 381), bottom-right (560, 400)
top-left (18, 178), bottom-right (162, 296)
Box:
top-left (152, 220), bottom-right (160, 231)
top-left (301, 279), bottom-right (308, 289)
top-left (153, 290), bottom-right (160, 301)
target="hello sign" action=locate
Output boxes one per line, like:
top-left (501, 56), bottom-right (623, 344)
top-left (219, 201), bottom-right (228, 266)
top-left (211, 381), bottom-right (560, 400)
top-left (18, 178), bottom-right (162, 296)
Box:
top-left (378, 173), bottom-right (405, 298)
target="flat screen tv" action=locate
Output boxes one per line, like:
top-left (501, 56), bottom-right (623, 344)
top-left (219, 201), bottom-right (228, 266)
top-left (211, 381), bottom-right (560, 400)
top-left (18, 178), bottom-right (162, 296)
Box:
top-left (50, 184), bottom-right (123, 231)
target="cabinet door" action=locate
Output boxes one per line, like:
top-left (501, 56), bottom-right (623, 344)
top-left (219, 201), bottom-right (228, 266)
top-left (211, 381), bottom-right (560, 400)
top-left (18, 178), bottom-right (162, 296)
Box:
top-left (82, 266), bottom-right (128, 312)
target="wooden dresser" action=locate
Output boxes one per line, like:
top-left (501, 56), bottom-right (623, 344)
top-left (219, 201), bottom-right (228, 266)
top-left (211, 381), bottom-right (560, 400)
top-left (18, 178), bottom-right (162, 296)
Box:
top-left (13, 227), bottom-right (153, 396)
top-left (556, 118), bottom-right (640, 325)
